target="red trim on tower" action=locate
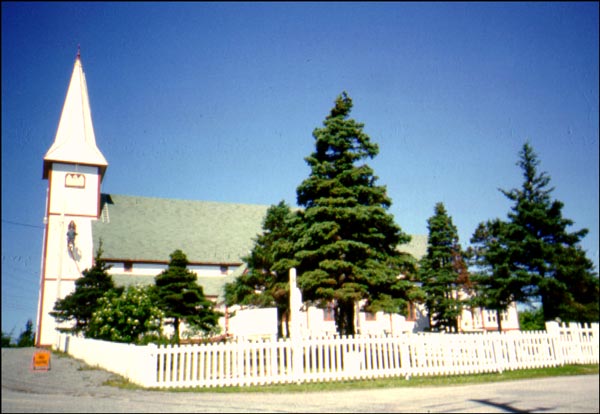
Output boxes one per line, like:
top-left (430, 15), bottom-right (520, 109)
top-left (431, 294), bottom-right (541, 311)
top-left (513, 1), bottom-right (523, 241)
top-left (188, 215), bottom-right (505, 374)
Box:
top-left (35, 185), bottom-right (52, 347)
top-left (96, 173), bottom-right (102, 218)
top-left (41, 277), bottom-right (82, 282)
top-left (48, 212), bottom-right (100, 219)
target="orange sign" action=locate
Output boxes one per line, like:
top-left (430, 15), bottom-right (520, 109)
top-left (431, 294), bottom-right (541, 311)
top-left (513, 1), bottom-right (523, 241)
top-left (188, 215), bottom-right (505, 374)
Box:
top-left (32, 350), bottom-right (51, 371)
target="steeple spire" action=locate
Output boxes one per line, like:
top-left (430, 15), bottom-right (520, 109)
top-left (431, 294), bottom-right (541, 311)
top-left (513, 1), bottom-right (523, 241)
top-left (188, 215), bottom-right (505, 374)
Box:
top-left (43, 52), bottom-right (108, 179)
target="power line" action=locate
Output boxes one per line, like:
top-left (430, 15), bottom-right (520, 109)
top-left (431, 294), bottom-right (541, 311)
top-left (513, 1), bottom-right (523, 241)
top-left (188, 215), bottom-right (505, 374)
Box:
top-left (2, 219), bottom-right (44, 229)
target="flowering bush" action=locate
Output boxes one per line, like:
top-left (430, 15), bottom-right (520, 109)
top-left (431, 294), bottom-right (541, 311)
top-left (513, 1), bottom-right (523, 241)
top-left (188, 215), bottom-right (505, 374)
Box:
top-left (87, 285), bottom-right (164, 343)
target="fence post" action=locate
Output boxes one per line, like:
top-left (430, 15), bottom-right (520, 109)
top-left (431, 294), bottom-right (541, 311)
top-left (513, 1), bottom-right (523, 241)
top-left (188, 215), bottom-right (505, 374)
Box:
top-left (571, 322), bottom-right (586, 364)
top-left (492, 332), bottom-right (504, 374)
top-left (545, 321), bottom-right (564, 366)
top-left (592, 323), bottom-right (600, 364)
top-left (291, 337), bottom-right (303, 384)
top-left (289, 268), bottom-right (304, 384)
top-left (400, 334), bottom-right (411, 379)
top-left (141, 343), bottom-right (157, 388)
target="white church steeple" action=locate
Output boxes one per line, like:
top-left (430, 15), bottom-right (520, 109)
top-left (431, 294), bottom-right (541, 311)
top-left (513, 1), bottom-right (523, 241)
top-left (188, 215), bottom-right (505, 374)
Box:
top-left (43, 50), bottom-right (107, 179)
top-left (37, 51), bottom-right (108, 346)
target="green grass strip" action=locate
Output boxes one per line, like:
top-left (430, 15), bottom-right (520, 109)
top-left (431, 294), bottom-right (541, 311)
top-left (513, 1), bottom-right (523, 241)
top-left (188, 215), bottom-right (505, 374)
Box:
top-left (103, 364), bottom-right (599, 392)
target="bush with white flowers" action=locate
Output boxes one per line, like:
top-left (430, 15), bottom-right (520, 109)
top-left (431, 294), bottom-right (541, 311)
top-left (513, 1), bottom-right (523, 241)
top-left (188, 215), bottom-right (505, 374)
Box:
top-left (87, 285), bottom-right (164, 343)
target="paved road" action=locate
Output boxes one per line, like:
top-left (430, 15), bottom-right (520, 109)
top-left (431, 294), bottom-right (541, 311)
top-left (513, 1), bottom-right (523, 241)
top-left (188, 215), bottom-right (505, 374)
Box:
top-left (2, 347), bottom-right (598, 413)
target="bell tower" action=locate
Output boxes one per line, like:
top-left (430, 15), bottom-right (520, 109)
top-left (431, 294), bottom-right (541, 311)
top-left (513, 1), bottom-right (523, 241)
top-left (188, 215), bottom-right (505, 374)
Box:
top-left (36, 51), bottom-right (108, 346)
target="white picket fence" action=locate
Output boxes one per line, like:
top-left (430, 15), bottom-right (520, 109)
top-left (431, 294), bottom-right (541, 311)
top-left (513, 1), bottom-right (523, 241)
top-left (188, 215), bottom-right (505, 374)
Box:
top-left (54, 321), bottom-right (598, 389)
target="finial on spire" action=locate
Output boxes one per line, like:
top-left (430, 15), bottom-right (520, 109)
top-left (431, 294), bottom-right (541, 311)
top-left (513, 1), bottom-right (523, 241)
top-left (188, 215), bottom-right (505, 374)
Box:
top-left (77, 44), bottom-right (81, 60)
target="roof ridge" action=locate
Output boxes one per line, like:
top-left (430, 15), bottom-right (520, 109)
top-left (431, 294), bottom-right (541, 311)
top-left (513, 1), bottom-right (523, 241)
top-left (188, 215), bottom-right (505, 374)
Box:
top-left (101, 192), bottom-right (276, 208)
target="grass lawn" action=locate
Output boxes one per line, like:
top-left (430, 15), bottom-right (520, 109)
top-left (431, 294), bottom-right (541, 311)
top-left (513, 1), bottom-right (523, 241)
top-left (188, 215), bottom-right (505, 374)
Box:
top-left (104, 363), bottom-right (599, 392)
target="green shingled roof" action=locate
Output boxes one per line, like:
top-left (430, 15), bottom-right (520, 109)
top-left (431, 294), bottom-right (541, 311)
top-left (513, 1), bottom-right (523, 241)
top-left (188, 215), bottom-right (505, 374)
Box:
top-left (92, 194), bottom-right (269, 264)
top-left (110, 274), bottom-right (239, 299)
top-left (92, 193), bottom-right (428, 300)
top-left (92, 194), bottom-right (428, 264)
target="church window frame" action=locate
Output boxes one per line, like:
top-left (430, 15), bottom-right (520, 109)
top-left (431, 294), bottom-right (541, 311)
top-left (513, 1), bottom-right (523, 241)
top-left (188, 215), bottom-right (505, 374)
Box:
top-left (65, 173), bottom-right (86, 188)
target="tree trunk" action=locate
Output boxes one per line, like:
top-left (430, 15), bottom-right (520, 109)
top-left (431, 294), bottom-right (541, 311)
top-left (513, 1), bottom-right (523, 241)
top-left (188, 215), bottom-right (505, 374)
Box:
top-left (284, 311), bottom-right (290, 339)
top-left (276, 307), bottom-right (284, 339)
top-left (173, 317), bottom-right (180, 344)
top-left (346, 303), bottom-right (355, 336)
top-left (335, 300), bottom-right (356, 336)
top-left (276, 307), bottom-right (290, 339)
top-left (496, 310), bottom-right (503, 332)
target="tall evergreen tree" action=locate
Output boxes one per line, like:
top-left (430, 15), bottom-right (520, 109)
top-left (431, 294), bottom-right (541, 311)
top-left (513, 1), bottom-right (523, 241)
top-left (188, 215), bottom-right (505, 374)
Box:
top-left (544, 244), bottom-right (599, 322)
top-left (224, 201), bottom-right (299, 338)
top-left (50, 242), bottom-right (121, 335)
top-left (468, 219), bottom-right (528, 331)
top-left (154, 250), bottom-right (221, 343)
top-left (499, 142), bottom-right (599, 322)
top-left (418, 202), bottom-right (468, 332)
top-left (16, 319), bottom-right (35, 347)
top-left (295, 92), bottom-right (413, 336)
top-left (1, 331), bottom-right (12, 347)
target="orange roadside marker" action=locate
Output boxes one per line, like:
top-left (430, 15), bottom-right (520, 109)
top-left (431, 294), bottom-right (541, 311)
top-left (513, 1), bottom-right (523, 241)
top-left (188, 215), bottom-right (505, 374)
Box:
top-left (31, 350), bottom-right (51, 371)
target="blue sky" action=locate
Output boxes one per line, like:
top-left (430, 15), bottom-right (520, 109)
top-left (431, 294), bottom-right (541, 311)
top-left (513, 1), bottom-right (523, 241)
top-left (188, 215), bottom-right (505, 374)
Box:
top-left (2, 2), bottom-right (598, 339)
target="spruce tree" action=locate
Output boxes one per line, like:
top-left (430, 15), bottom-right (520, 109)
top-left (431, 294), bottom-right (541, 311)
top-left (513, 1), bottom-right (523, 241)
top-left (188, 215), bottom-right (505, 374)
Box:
top-left (16, 319), bottom-right (35, 347)
top-left (50, 242), bottom-right (120, 335)
top-left (224, 201), bottom-right (299, 338)
top-left (544, 244), bottom-right (599, 322)
top-left (1, 331), bottom-right (12, 347)
top-left (154, 250), bottom-right (221, 343)
top-left (468, 219), bottom-right (528, 331)
top-left (418, 202), bottom-right (468, 332)
top-left (500, 142), bottom-right (599, 322)
top-left (295, 92), bottom-right (413, 336)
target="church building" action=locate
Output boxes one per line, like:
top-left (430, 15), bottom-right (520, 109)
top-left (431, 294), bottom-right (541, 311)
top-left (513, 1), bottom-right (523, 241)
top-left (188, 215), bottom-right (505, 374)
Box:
top-left (36, 54), bottom-right (519, 347)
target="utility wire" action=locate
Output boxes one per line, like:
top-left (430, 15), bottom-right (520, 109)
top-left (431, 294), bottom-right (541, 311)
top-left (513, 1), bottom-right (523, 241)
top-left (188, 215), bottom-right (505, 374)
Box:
top-left (2, 219), bottom-right (44, 229)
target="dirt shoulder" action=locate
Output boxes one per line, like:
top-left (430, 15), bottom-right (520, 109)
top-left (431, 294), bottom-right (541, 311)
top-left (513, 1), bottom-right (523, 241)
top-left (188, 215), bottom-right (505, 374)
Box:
top-left (1, 347), bottom-right (126, 396)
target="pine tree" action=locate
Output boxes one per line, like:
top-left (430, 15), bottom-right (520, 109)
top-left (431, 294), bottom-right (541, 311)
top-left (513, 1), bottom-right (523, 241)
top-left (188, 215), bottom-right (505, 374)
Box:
top-left (500, 142), bottom-right (599, 322)
top-left (418, 202), bottom-right (468, 332)
top-left (468, 219), bottom-right (528, 331)
top-left (154, 250), bottom-right (221, 343)
top-left (16, 319), bottom-right (35, 347)
top-left (50, 242), bottom-right (120, 334)
top-left (546, 244), bottom-right (599, 323)
top-left (295, 92), bottom-right (413, 336)
top-left (1, 331), bottom-right (12, 347)
top-left (224, 201), bottom-right (299, 338)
